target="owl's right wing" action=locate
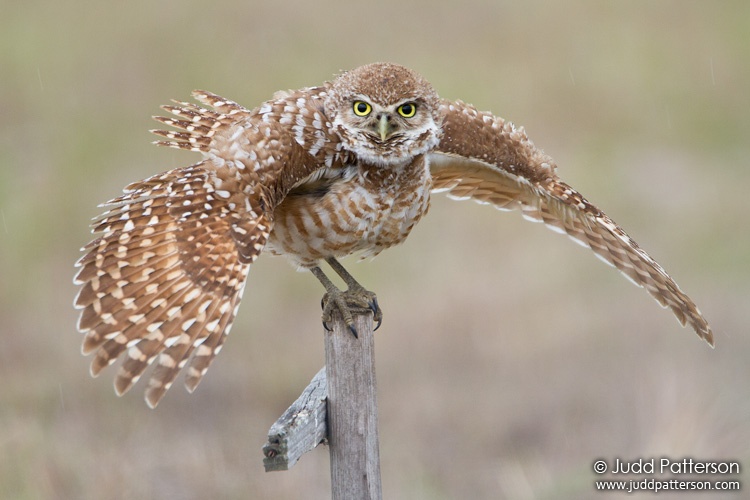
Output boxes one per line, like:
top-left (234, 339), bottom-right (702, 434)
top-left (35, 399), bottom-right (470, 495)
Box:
top-left (430, 99), bottom-right (713, 346)
top-left (75, 90), bottom-right (328, 407)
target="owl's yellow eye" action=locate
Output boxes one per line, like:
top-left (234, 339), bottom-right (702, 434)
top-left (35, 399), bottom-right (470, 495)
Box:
top-left (353, 101), bottom-right (372, 116)
top-left (397, 102), bottom-right (417, 118)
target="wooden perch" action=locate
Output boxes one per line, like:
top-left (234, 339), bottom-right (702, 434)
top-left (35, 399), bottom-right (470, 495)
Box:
top-left (262, 367), bottom-right (328, 472)
top-left (324, 309), bottom-right (382, 499)
top-left (263, 308), bottom-right (382, 500)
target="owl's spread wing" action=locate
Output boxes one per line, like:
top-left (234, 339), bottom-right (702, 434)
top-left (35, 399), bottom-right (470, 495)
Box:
top-left (430, 99), bottom-right (713, 346)
top-left (75, 91), bottom-right (326, 407)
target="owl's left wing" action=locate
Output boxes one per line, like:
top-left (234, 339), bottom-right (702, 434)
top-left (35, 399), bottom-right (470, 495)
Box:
top-left (430, 99), bottom-right (713, 346)
top-left (75, 90), bottom-right (330, 407)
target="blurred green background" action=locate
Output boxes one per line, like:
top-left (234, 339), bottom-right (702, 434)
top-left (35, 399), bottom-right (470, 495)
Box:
top-left (2, 1), bottom-right (748, 499)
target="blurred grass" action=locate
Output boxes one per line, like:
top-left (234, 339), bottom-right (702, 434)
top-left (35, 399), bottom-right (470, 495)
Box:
top-left (1, 1), bottom-right (749, 498)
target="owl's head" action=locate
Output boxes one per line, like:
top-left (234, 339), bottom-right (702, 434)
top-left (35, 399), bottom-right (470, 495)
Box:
top-left (325, 63), bottom-right (442, 166)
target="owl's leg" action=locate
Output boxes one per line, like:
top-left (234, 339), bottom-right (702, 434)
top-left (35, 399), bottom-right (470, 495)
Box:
top-left (325, 257), bottom-right (383, 330)
top-left (309, 258), bottom-right (383, 337)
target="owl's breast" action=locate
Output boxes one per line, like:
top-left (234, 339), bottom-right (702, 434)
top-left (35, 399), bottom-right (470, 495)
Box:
top-left (267, 156), bottom-right (432, 267)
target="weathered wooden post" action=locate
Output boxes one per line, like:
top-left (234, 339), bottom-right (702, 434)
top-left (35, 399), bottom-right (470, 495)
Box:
top-left (324, 309), bottom-right (382, 499)
top-left (263, 309), bottom-right (382, 500)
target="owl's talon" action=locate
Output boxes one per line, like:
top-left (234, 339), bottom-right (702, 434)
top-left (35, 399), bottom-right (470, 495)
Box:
top-left (348, 324), bottom-right (359, 338)
top-left (369, 297), bottom-right (383, 331)
top-left (320, 287), bottom-right (380, 338)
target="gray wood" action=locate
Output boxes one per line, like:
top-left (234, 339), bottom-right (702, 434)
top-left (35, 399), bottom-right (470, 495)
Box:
top-left (325, 310), bottom-right (382, 500)
top-left (262, 309), bottom-right (382, 499)
top-left (262, 367), bottom-right (328, 472)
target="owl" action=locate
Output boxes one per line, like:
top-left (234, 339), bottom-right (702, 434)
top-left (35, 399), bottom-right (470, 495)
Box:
top-left (74, 62), bottom-right (713, 407)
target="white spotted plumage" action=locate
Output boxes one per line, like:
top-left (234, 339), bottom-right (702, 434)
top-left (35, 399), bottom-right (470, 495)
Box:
top-left (75, 62), bottom-right (712, 408)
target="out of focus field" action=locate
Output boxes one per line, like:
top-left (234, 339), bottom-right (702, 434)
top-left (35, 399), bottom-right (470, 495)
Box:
top-left (1, 2), bottom-right (748, 499)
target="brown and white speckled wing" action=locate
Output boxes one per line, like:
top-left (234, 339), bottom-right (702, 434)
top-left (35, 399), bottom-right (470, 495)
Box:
top-left (74, 90), bottom-right (325, 407)
top-left (74, 162), bottom-right (262, 408)
top-left (431, 99), bottom-right (713, 346)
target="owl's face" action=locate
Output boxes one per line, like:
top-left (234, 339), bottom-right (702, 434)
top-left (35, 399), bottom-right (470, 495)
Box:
top-left (325, 63), bottom-right (442, 166)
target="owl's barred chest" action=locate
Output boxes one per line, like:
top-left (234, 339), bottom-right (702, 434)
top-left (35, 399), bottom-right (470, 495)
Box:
top-left (267, 156), bottom-right (432, 267)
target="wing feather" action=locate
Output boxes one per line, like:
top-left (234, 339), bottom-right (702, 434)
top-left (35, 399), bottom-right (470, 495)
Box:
top-left (431, 99), bottom-right (713, 346)
top-left (76, 87), bottom-right (337, 406)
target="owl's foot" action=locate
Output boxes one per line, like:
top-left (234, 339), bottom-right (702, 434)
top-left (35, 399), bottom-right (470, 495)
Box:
top-left (320, 287), bottom-right (382, 337)
top-left (310, 258), bottom-right (383, 337)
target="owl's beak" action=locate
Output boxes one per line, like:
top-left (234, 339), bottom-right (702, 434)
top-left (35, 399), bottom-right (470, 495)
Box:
top-left (377, 113), bottom-right (394, 141)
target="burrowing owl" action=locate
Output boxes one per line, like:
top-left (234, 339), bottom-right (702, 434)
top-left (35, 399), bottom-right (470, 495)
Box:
top-left (74, 62), bottom-right (713, 407)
